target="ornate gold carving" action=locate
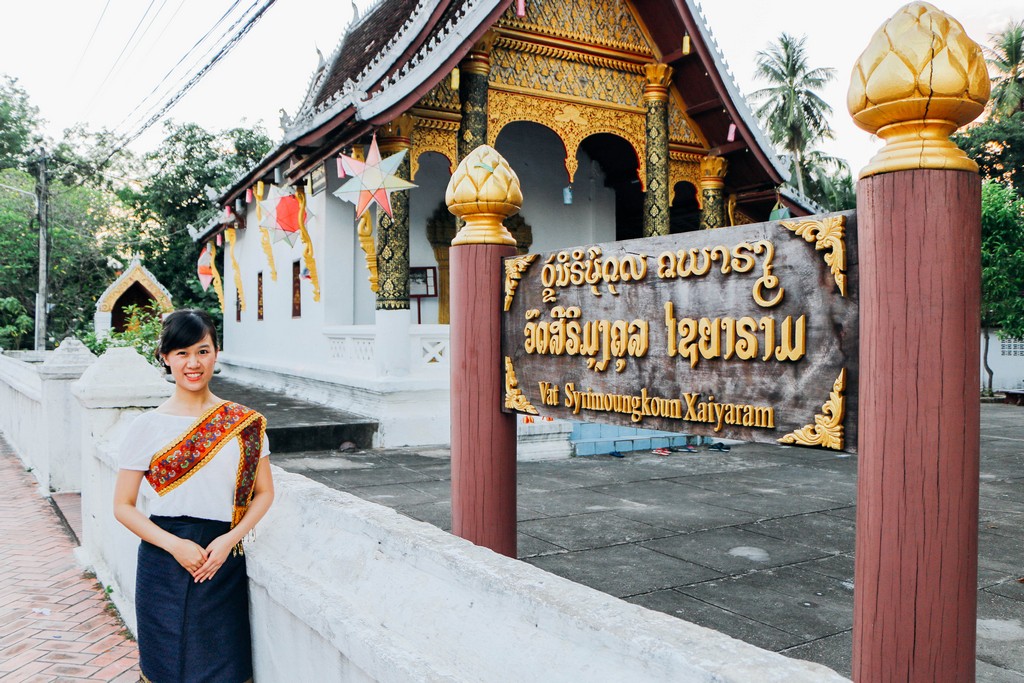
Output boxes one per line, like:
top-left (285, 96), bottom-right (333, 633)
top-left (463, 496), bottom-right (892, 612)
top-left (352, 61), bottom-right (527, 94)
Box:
top-left (504, 356), bottom-right (539, 415)
top-left (668, 94), bottom-right (701, 145)
top-left (224, 228), bottom-right (245, 312)
top-left (669, 154), bottom-right (702, 207)
top-left (96, 261), bottom-right (174, 313)
top-left (848, 2), bottom-right (990, 177)
top-left (779, 215), bottom-right (848, 296)
top-left (496, 36), bottom-right (646, 75)
top-left (418, 77), bottom-right (459, 112)
top-left (411, 117), bottom-right (458, 181)
top-left (503, 254), bottom-right (537, 311)
top-left (487, 89), bottom-right (646, 188)
top-left (643, 63), bottom-right (673, 102)
top-left (447, 145), bottom-right (522, 246)
top-left (779, 369), bottom-right (847, 450)
top-left (496, 0), bottom-right (652, 56)
top-left (380, 113), bottom-right (415, 141)
top-left (700, 155), bottom-right (728, 180)
top-left (462, 29), bottom-right (499, 75)
top-left (490, 45), bottom-right (646, 112)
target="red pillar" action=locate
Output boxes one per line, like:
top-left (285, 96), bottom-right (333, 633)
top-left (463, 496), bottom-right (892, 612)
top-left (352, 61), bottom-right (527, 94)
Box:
top-left (446, 144), bottom-right (522, 558)
top-left (450, 243), bottom-right (518, 556)
top-left (853, 169), bottom-right (981, 681)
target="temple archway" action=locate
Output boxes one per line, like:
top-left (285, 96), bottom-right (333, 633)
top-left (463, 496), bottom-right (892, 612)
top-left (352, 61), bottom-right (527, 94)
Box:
top-left (94, 260), bottom-right (173, 337)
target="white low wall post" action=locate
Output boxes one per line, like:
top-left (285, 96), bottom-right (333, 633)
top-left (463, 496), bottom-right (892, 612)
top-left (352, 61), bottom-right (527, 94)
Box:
top-left (37, 339), bottom-right (96, 492)
top-left (71, 347), bottom-right (172, 632)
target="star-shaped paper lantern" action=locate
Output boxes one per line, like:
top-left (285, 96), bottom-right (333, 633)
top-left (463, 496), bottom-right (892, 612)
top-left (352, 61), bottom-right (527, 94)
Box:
top-left (332, 134), bottom-right (416, 218)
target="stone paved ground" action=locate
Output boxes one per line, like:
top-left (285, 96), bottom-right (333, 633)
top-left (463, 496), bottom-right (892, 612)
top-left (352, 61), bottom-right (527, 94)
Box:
top-left (0, 437), bottom-right (140, 683)
top-left (276, 403), bottom-right (1024, 681)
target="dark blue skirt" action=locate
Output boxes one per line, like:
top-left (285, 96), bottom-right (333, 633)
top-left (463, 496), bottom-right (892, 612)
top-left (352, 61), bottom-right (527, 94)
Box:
top-left (137, 516), bottom-right (253, 683)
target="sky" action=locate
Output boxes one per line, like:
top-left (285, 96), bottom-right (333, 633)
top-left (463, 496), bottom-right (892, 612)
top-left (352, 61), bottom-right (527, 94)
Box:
top-left (0, 0), bottom-right (1021, 177)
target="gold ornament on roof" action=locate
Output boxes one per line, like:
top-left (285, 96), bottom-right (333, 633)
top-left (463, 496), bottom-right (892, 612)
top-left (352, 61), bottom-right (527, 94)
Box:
top-left (848, 2), bottom-right (990, 178)
top-left (446, 145), bottom-right (522, 246)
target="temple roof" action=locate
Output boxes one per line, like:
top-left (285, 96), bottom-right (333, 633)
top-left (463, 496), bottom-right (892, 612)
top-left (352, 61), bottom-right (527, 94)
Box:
top-left (215, 0), bottom-right (815, 222)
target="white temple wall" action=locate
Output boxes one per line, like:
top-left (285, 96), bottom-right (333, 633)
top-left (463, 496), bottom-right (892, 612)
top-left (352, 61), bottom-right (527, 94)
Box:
top-left (982, 330), bottom-right (1024, 391)
top-left (408, 152), bottom-right (452, 326)
top-left (223, 194), bottom-right (331, 370)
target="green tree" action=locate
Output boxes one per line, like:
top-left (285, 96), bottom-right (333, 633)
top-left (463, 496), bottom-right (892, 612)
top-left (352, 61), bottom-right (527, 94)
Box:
top-left (0, 296), bottom-right (33, 349)
top-left (0, 75), bottom-right (41, 171)
top-left (954, 112), bottom-right (1024, 197)
top-left (987, 21), bottom-right (1024, 118)
top-left (980, 180), bottom-right (1024, 394)
top-left (749, 33), bottom-right (837, 197)
top-left (0, 168), bottom-right (132, 347)
top-left (122, 121), bottom-right (272, 316)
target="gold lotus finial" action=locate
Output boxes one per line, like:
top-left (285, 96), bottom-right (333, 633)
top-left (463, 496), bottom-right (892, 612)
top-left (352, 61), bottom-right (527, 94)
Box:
top-left (848, 2), bottom-right (990, 178)
top-left (447, 145), bottom-right (522, 246)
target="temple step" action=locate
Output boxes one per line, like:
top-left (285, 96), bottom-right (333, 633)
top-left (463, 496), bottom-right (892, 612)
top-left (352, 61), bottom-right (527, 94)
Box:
top-left (210, 376), bottom-right (378, 453)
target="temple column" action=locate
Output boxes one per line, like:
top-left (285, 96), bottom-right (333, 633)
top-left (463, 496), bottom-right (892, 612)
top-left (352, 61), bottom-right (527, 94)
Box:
top-left (457, 31), bottom-right (496, 163)
top-left (375, 115), bottom-right (414, 376)
top-left (643, 63), bottom-right (673, 237)
top-left (699, 155), bottom-right (728, 229)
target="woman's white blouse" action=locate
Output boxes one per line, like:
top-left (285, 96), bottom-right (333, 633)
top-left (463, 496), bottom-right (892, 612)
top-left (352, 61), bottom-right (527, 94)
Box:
top-left (119, 410), bottom-right (270, 522)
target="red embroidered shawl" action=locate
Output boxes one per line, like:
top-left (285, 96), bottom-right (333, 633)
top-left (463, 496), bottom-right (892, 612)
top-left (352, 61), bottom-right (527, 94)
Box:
top-left (146, 401), bottom-right (266, 529)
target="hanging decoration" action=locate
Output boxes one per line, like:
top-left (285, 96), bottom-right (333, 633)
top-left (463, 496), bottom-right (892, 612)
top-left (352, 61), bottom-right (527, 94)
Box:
top-left (332, 134), bottom-right (416, 218)
top-left (197, 246), bottom-right (214, 291)
top-left (208, 241), bottom-right (226, 311)
top-left (225, 227), bottom-right (245, 312)
top-left (357, 212), bottom-right (378, 292)
top-left (294, 187), bottom-right (321, 302)
top-left (254, 182), bottom-right (278, 281)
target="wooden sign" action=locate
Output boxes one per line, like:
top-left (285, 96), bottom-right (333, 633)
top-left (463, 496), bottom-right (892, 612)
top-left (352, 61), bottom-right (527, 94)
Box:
top-left (500, 212), bottom-right (859, 452)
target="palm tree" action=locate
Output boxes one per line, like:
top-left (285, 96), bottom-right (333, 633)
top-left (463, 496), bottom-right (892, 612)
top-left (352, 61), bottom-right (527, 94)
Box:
top-left (749, 34), bottom-right (836, 196)
top-left (988, 21), bottom-right (1024, 119)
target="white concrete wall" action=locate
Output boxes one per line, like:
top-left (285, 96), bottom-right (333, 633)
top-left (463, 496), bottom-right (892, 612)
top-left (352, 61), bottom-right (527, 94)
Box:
top-left (0, 341), bottom-right (95, 492)
top-left (0, 351), bottom-right (45, 484)
top-left (72, 347), bottom-right (173, 635)
top-left (222, 190), bottom-right (331, 369)
top-left (982, 330), bottom-right (1024, 391)
top-left (246, 469), bottom-right (848, 683)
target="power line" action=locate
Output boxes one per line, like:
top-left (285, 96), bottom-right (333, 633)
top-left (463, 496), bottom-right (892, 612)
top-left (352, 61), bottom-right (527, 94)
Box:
top-left (109, 0), bottom-right (249, 139)
top-left (81, 0), bottom-right (158, 117)
top-left (108, 0), bottom-right (279, 156)
top-left (69, 0), bottom-right (113, 83)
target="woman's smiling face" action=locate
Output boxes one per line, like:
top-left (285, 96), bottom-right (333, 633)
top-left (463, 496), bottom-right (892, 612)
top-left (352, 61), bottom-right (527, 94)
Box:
top-left (162, 333), bottom-right (217, 392)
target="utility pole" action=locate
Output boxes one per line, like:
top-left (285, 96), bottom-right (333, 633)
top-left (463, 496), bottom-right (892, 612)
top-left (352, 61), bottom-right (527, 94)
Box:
top-left (34, 150), bottom-right (48, 351)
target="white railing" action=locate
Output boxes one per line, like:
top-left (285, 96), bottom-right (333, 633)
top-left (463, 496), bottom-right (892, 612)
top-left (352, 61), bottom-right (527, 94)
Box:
top-left (324, 326), bottom-right (375, 364)
top-left (409, 324), bottom-right (449, 371)
top-left (324, 324), bottom-right (450, 377)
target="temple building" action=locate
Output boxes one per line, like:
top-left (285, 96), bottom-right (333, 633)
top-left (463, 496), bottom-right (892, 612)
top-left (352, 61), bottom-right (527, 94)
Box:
top-left (199, 0), bottom-right (815, 446)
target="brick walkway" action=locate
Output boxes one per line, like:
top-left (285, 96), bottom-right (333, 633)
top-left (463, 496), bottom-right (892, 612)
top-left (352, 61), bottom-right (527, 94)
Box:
top-left (0, 436), bottom-right (140, 682)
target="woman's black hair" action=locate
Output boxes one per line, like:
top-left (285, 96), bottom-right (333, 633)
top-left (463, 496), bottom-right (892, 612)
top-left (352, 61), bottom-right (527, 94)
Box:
top-left (157, 309), bottom-right (219, 373)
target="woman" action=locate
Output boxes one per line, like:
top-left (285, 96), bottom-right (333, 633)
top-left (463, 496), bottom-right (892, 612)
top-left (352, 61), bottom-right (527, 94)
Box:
top-left (114, 309), bottom-right (274, 683)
